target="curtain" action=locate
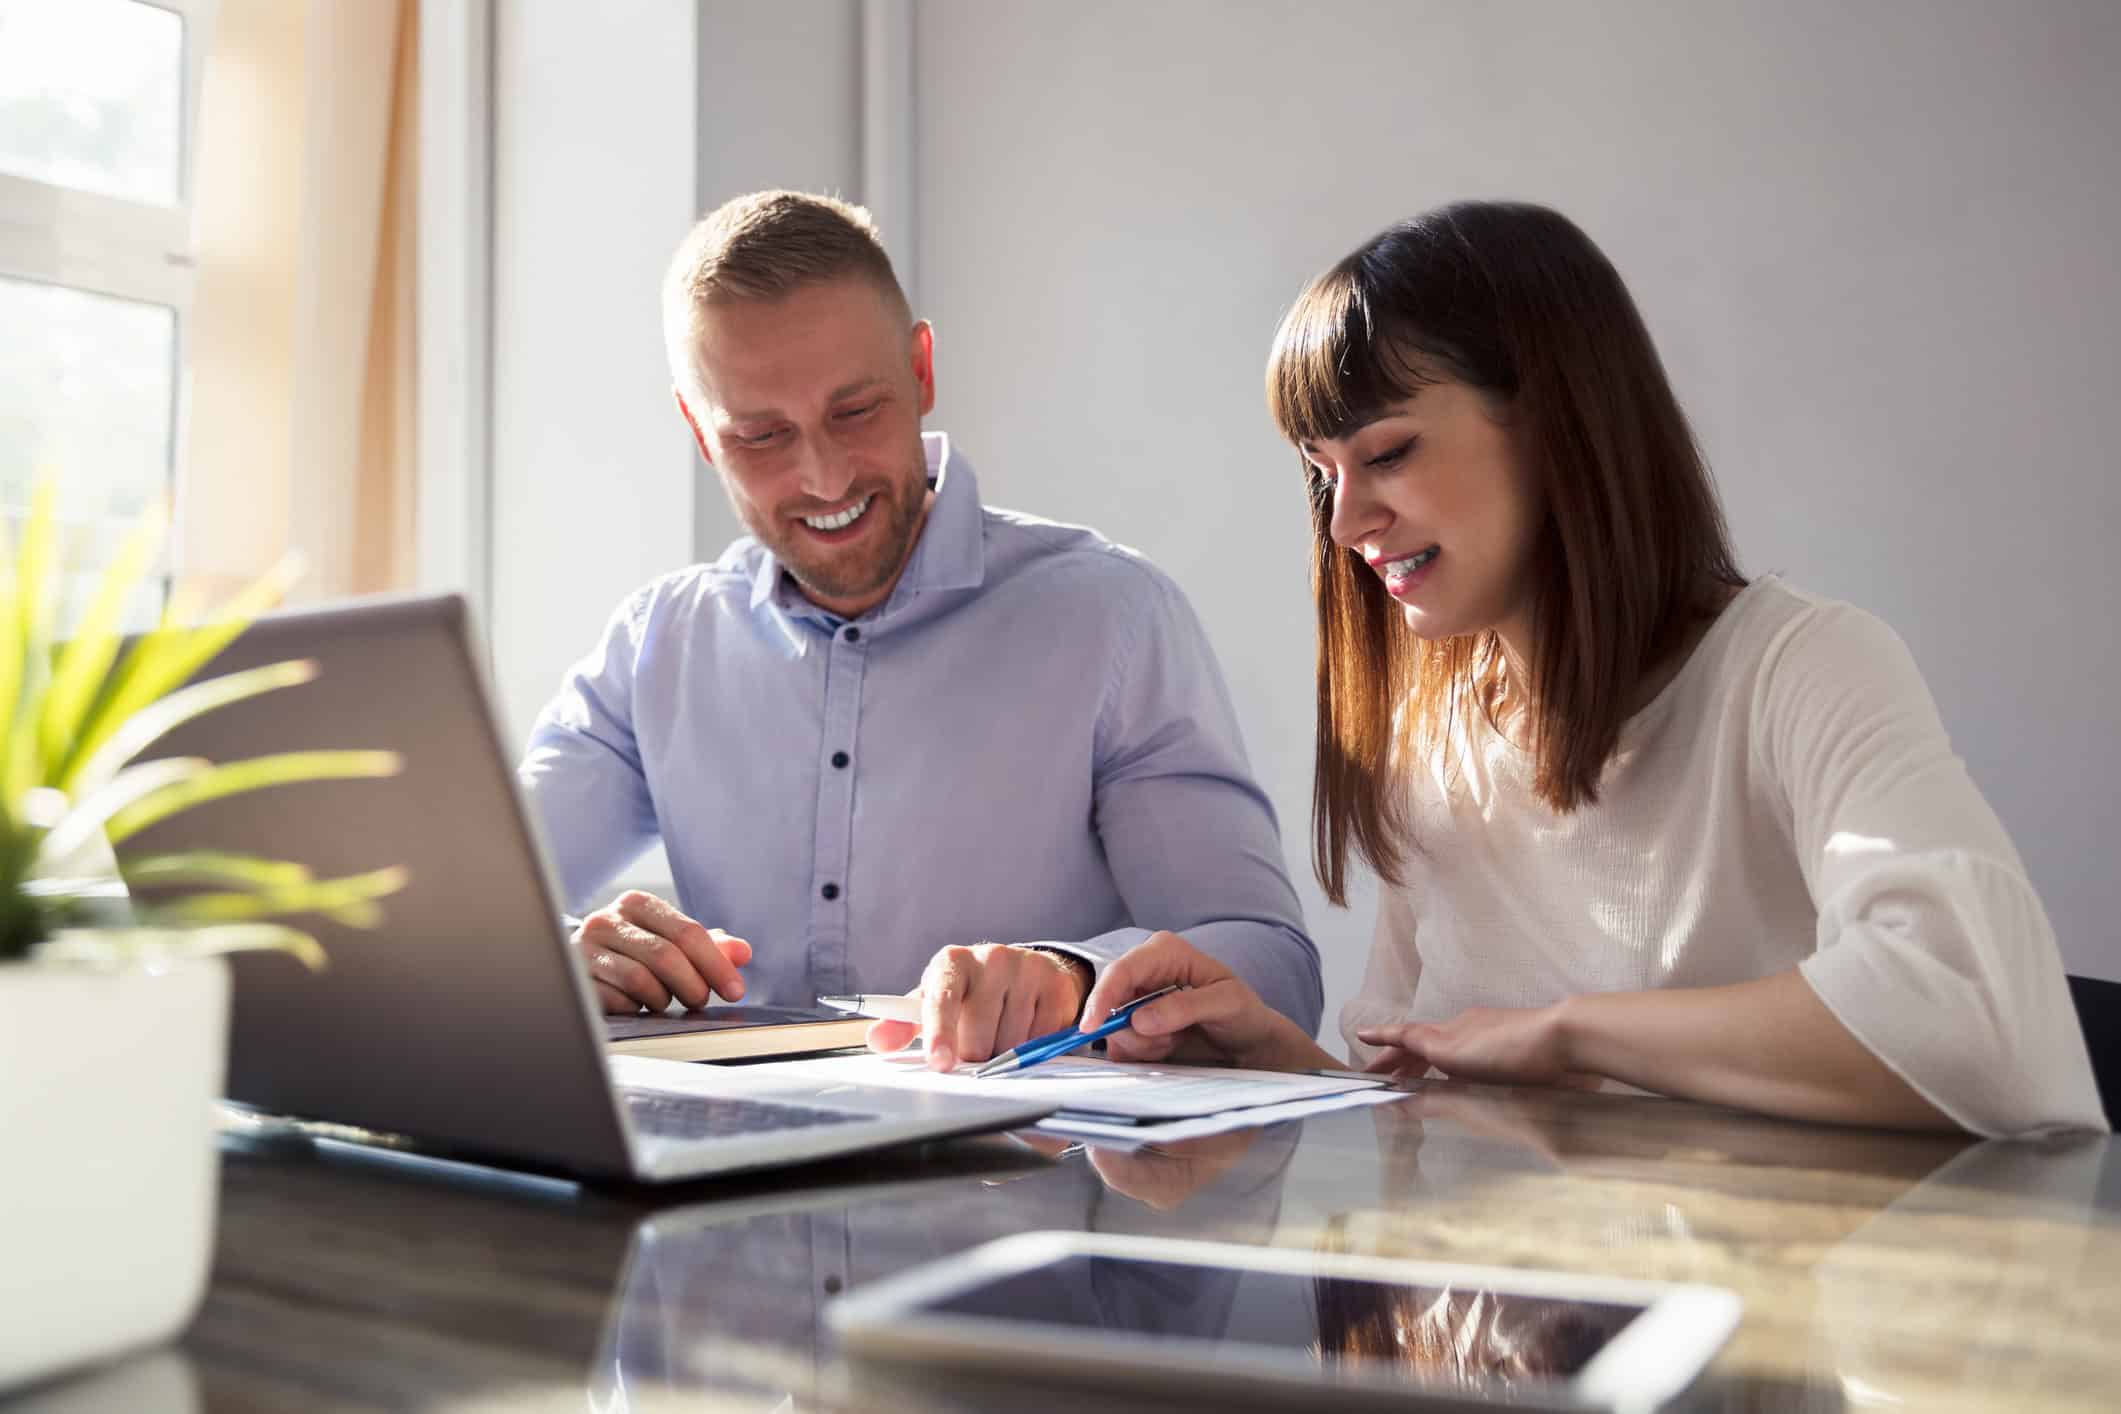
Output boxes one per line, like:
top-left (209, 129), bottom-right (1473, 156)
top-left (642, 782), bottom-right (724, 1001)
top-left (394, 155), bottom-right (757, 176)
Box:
top-left (182, 0), bottom-right (417, 604)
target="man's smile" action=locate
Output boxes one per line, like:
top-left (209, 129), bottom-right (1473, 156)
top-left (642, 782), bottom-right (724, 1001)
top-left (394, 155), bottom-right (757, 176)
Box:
top-left (798, 493), bottom-right (875, 536)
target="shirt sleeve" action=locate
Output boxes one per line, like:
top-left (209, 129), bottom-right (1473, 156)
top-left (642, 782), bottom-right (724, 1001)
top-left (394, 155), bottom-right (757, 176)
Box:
top-left (516, 587), bottom-right (662, 915)
top-left (1341, 883), bottom-right (1421, 1069)
top-left (1760, 601), bottom-right (2106, 1137)
top-left (1063, 562), bottom-right (1324, 1037)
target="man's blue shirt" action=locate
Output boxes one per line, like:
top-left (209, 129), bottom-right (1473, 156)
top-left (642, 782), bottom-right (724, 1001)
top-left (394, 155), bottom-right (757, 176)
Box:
top-left (518, 433), bottom-right (1322, 1033)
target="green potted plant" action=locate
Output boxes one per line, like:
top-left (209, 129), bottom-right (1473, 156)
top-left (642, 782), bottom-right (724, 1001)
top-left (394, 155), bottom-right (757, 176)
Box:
top-left (0, 487), bottom-right (407, 1391)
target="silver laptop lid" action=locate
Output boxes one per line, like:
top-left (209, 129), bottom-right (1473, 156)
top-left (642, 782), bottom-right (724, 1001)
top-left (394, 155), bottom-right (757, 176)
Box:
top-left (127, 593), bottom-right (635, 1177)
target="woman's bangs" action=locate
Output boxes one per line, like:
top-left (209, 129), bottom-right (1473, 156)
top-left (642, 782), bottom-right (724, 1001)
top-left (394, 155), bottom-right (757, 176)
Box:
top-left (1267, 269), bottom-right (1432, 447)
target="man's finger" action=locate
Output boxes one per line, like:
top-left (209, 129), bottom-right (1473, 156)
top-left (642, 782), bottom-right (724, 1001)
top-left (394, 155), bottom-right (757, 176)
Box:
top-left (1124, 979), bottom-right (1243, 1037)
top-left (613, 889), bottom-right (698, 938)
top-left (1084, 1147), bottom-right (1166, 1207)
top-left (614, 893), bottom-right (744, 1005)
top-left (922, 950), bottom-right (972, 1071)
top-left (866, 1019), bottom-right (919, 1053)
top-left (1027, 979), bottom-right (1077, 1041)
top-left (1078, 936), bottom-right (1166, 1025)
top-left (593, 979), bottom-right (638, 1015)
top-left (985, 959), bottom-right (1044, 1057)
top-left (951, 952), bottom-right (1010, 1063)
top-left (1103, 1030), bottom-right (1178, 1064)
top-left (593, 918), bottom-right (711, 1008)
top-left (1080, 930), bottom-right (1220, 1030)
top-left (865, 990), bottom-right (924, 1053)
top-left (584, 946), bottom-right (672, 1013)
top-left (671, 926), bottom-right (747, 1001)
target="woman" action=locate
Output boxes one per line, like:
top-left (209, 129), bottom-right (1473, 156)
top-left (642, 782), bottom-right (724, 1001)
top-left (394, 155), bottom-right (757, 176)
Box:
top-left (1088, 202), bottom-right (2103, 1137)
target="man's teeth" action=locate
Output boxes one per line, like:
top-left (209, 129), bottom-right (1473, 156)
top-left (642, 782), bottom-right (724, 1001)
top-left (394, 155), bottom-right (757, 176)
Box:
top-left (1382, 546), bottom-right (1439, 576)
top-left (803, 495), bottom-right (872, 531)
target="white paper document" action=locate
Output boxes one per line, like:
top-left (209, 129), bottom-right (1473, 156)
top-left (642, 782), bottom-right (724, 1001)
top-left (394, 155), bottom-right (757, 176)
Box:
top-left (1036, 1085), bottom-right (1411, 1144)
top-left (758, 1051), bottom-right (1383, 1122)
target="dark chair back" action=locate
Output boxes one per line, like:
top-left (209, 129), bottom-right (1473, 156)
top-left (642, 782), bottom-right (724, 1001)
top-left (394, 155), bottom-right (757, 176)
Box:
top-left (2067, 974), bottom-right (2121, 1129)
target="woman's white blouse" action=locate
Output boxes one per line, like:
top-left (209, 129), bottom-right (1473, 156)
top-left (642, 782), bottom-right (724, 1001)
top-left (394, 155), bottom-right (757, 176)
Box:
top-left (1339, 577), bottom-right (2106, 1137)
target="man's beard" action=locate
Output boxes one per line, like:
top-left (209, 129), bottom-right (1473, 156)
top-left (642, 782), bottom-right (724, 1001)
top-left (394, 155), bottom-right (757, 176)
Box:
top-left (758, 449), bottom-right (929, 608)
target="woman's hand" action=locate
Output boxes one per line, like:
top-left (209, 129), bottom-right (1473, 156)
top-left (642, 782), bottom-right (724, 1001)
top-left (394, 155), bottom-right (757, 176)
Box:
top-left (1084, 930), bottom-right (1335, 1071)
top-left (1361, 975), bottom-right (1960, 1132)
top-left (1356, 1004), bottom-right (1600, 1090)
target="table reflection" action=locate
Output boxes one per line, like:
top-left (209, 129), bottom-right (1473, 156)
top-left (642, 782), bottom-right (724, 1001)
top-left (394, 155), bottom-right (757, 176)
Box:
top-left (1313, 1083), bottom-right (2119, 1412)
top-left (1809, 1136), bottom-right (2120, 1411)
top-left (184, 1087), bottom-right (2119, 1412)
top-left (591, 1123), bottom-right (1303, 1412)
top-left (4, 1349), bottom-right (197, 1414)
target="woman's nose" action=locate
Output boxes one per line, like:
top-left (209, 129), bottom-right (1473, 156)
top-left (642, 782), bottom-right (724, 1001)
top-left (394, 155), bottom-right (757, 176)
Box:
top-left (1327, 470), bottom-right (1385, 550)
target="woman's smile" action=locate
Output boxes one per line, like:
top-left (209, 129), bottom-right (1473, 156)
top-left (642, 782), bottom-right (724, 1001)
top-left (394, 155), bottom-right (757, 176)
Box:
top-left (1371, 544), bottom-right (1440, 597)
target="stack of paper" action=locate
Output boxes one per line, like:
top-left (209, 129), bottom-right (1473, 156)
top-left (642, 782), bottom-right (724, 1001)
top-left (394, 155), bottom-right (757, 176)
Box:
top-left (756, 1052), bottom-right (1408, 1141)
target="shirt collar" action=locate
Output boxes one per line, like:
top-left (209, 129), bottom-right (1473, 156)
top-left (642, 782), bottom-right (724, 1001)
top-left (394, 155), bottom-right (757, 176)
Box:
top-left (898, 432), bottom-right (986, 598)
top-left (748, 431), bottom-right (986, 627)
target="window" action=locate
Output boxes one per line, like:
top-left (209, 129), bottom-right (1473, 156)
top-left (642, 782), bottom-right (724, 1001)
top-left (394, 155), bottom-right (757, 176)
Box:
top-left (0, 0), bottom-right (211, 627)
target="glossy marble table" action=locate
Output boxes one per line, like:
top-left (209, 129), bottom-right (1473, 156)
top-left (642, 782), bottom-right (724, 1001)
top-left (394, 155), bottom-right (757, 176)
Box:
top-left (15, 1082), bottom-right (2118, 1412)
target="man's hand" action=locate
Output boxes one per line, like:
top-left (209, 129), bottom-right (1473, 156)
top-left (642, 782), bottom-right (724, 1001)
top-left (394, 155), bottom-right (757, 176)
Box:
top-left (572, 890), bottom-right (752, 1015)
top-left (1085, 1128), bottom-right (1262, 1212)
top-left (1084, 930), bottom-right (1333, 1071)
top-left (866, 942), bottom-right (1091, 1071)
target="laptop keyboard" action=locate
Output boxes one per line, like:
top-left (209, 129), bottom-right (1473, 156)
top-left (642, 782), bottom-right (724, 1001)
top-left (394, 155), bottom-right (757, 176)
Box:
top-left (617, 1087), bottom-right (874, 1141)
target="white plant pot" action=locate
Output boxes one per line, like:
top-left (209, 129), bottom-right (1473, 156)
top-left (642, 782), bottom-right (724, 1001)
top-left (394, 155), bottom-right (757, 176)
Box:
top-left (0, 953), bottom-right (229, 1392)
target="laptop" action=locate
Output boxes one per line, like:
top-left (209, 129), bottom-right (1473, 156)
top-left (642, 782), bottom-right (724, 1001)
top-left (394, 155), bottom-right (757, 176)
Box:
top-left (125, 592), bottom-right (1054, 1181)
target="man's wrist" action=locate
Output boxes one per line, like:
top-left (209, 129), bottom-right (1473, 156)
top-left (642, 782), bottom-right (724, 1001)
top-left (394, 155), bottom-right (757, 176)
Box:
top-left (1264, 1014), bottom-right (1339, 1072)
top-left (1018, 944), bottom-right (1095, 1017)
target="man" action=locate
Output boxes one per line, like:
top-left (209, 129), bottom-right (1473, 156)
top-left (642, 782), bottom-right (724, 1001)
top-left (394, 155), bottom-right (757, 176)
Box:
top-left (519, 190), bottom-right (1320, 1067)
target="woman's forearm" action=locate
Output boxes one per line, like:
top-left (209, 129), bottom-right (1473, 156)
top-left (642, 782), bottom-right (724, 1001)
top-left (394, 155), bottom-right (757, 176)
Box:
top-left (1556, 969), bottom-right (1960, 1132)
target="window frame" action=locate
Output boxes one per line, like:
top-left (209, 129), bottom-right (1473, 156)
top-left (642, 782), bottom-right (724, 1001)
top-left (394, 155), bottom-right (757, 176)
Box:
top-left (0, 0), bottom-right (215, 575)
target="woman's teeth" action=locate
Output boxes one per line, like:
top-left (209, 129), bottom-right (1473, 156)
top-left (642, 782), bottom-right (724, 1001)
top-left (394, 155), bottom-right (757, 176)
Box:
top-left (803, 495), bottom-right (872, 532)
top-left (1381, 546), bottom-right (1439, 577)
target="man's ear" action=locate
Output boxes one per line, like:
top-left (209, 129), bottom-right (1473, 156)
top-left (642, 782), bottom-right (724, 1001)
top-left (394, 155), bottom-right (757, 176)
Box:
top-left (910, 321), bottom-right (937, 417)
top-left (673, 385), bottom-right (713, 464)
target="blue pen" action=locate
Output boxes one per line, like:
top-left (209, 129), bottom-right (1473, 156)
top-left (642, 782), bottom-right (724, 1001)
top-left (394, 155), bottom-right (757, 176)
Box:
top-left (971, 983), bottom-right (1184, 1077)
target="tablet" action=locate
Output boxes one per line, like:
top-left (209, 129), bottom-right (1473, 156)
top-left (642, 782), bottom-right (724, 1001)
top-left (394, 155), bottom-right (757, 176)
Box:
top-left (829, 1231), bottom-right (1740, 1411)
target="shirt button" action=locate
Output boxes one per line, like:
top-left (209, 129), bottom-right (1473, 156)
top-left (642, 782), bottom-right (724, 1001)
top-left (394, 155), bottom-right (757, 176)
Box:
top-left (843, 626), bottom-right (861, 643)
top-left (831, 751), bottom-right (850, 769)
top-left (821, 883), bottom-right (840, 900)
top-left (823, 1275), bottom-right (843, 1295)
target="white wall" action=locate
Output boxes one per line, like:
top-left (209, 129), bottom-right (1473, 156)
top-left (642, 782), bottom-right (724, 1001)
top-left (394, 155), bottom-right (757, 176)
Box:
top-left (481, 1), bottom-right (2121, 1029)
top-left (490, 0), bottom-right (697, 748)
top-left (912, 0), bottom-right (2121, 1027)
top-left (689, 0), bottom-right (864, 562)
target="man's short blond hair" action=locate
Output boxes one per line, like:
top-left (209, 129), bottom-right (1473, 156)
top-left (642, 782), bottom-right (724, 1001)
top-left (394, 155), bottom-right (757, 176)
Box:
top-left (662, 190), bottom-right (909, 399)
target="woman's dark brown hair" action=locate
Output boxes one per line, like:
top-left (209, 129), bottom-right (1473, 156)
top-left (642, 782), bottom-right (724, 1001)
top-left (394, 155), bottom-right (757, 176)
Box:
top-left (1267, 202), bottom-right (1744, 905)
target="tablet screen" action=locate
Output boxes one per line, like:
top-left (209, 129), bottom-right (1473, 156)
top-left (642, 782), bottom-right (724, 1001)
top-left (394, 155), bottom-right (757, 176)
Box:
top-left (925, 1255), bottom-right (1646, 1389)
